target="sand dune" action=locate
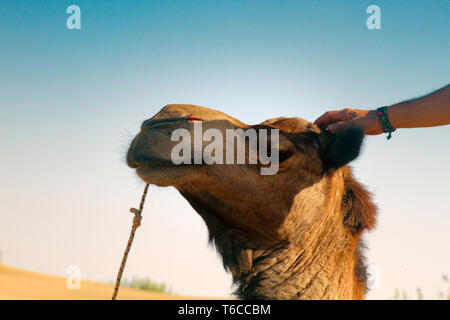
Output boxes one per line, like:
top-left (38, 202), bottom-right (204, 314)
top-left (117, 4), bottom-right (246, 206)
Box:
top-left (0, 264), bottom-right (202, 300)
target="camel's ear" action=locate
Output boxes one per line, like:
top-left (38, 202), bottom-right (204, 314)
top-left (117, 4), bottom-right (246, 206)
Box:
top-left (318, 128), bottom-right (364, 170)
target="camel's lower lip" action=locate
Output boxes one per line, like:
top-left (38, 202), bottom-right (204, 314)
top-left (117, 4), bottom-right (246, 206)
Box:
top-left (135, 165), bottom-right (146, 174)
top-left (127, 150), bottom-right (175, 168)
top-left (136, 165), bottom-right (154, 178)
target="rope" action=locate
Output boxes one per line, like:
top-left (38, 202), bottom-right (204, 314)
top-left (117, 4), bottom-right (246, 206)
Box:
top-left (112, 183), bottom-right (150, 300)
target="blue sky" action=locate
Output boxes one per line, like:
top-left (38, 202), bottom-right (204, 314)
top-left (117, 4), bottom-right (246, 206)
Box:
top-left (0, 0), bottom-right (449, 299)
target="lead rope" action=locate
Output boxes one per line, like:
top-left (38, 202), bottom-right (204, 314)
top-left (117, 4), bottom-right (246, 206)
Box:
top-left (112, 183), bottom-right (150, 300)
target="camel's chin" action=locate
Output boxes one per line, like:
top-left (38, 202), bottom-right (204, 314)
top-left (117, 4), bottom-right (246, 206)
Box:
top-left (135, 165), bottom-right (184, 187)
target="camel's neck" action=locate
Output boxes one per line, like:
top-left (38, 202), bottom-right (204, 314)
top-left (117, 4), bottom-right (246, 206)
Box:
top-left (180, 171), bottom-right (369, 300)
top-left (231, 177), bottom-right (363, 300)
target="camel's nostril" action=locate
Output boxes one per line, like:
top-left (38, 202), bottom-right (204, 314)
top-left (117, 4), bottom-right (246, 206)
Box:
top-left (141, 117), bottom-right (192, 130)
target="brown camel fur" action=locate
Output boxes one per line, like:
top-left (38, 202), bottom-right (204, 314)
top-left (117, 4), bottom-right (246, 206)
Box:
top-left (126, 104), bottom-right (377, 300)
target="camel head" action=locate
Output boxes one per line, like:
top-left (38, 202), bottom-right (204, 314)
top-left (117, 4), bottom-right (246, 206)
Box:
top-left (127, 104), bottom-right (377, 299)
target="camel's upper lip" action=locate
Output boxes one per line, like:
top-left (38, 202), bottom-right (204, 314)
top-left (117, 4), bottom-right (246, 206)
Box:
top-left (126, 153), bottom-right (142, 169)
top-left (128, 159), bottom-right (140, 169)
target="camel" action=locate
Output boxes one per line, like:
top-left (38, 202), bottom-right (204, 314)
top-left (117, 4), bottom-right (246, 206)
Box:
top-left (126, 104), bottom-right (377, 300)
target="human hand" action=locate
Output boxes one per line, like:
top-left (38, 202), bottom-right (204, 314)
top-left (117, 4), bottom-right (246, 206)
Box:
top-left (314, 108), bottom-right (383, 135)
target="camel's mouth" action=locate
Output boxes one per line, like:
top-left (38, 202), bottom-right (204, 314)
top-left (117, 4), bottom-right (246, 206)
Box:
top-left (126, 111), bottom-right (237, 172)
top-left (128, 157), bottom-right (174, 169)
top-left (127, 138), bottom-right (176, 169)
top-left (128, 150), bottom-right (184, 187)
top-left (127, 134), bottom-right (175, 170)
top-left (134, 161), bottom-right (171, 176)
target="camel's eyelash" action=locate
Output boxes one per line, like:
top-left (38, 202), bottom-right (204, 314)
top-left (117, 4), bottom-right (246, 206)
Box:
top-left (279, 149), bottom-right (294, 162)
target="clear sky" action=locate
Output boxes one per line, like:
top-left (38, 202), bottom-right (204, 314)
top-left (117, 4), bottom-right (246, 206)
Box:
top-left (0, 0), bottom-right (449, 299)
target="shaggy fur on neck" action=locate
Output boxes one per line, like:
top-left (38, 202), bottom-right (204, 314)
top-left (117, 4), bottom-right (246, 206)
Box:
top-left (181, 166), bottom-right (376, 300)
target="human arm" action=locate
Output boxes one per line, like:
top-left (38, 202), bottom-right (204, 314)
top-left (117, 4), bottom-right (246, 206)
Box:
top-left (314, 84), bottom-right (450, 135)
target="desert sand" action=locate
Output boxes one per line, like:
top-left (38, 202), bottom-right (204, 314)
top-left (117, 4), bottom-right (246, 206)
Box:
top-left (0, 264), bottom-right (203, 300)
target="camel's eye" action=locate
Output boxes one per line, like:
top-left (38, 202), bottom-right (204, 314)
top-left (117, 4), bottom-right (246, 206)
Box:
top-left (186, 116), bottom-right (204, 122)
top-left (279, 149), bottom-right (293, 162)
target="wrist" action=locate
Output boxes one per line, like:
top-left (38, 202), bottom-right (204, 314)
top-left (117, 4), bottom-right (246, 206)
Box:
top-left (376, 106), bottom-right (396, 139)
top-left (364, 110), bottom-right (383, 135)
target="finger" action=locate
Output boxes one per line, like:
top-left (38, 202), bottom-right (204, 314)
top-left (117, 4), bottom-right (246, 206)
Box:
top-left (314, 110), bottom-right (343, 126)
top-left (314, 109), bottom-right (357, 126)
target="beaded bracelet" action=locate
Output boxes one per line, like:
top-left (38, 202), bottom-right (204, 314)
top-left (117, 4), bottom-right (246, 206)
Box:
top-left (376, 106), bottom-right (396, 140)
